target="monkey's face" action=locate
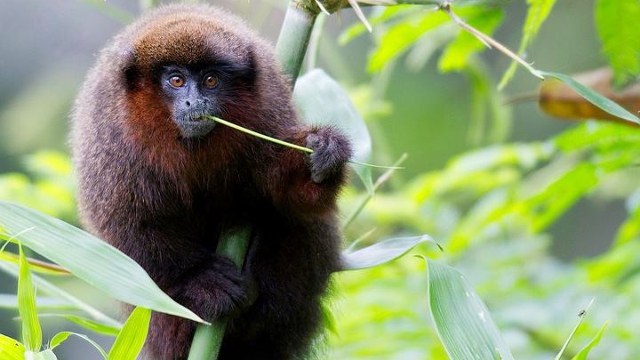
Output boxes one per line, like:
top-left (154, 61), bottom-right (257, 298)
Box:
top-left (159, 65), bottom-right (220, 138)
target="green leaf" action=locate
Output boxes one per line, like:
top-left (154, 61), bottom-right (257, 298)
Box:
top-left (293, 69), bottom-right (374, 193)
top-left (341, 235), bottom-right (435, 270)
top-left (499, 0), bottom-right (558, 88)
top-left (0, 333), bottom-right (25, 360)
top-left (369, 11), bottom-right (449, 72)
top-left (539, 71), bottom-right (640, 124)
top-left (108, 307), bottom-right (151, 360)
top-left (18, 246), bottom-right (42, 352)
top-left (50, 332), bottom-right (108, 359)
top-left (595, 0), bottom-right (640, 85)
top-left (0, 201), bottom-right (205, 323)
top-left (427, 259), bottom-right (514, 360)
top-left (571, 321), bottom-right (609, 360)
top-left (39, 314), bottom-right (121, 336)
top-left (0, 262), bottom-right (121, 327)
top-left (438, 8), bottom-right (504, 72)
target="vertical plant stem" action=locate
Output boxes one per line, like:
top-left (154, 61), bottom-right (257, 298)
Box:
top-left (187, 227), bottom-right (252, 360)
top-left (275, 4), bottom-right (319, 82)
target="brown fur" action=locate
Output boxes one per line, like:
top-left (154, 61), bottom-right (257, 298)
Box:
top-left (71, 4), bottom-right (351, 360)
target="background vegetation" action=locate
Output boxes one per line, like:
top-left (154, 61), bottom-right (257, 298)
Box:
top-left (1, 0), bottom-right (639, 358)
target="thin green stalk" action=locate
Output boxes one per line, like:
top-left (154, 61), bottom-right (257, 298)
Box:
top-left (205, 116), bottom-right (313, 153)
top-left (187, 227), bottom-right (252, 360)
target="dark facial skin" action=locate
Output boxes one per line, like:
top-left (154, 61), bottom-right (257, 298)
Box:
top-left (160, 65), bottom-right (220, 138)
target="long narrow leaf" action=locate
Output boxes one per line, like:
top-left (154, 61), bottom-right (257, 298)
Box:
top-left (108, 307), bottom-right (151, 360)
top-left (341, 235), bottom-right (435, 270)
top-left (50, 332), bottom-right (108, 359)
top-left (0, 201), bottom-right (204, 323)
top-left (427, 259), bottom-right (514, 360)
top-left (18, 246), bottom-right (42, 351)
top-left (539, 71), bottom-right (640, 124)
top-left (571, 321), bottom-right (609, 360)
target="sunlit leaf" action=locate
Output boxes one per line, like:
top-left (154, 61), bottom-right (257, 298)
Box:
top-left (571, 321), bottom-right (609, 360)
top-left (293, 69), bottom-right (374, 193)
top-left (18, 246), bottom-right (42, 352)
top-left (595, 0), bottom-right (640, 85)
top-left (539, 71), bottom-right (640, 125)
top-left (108, 307), bottom-right (151, 360)
top-left (50, 332), bottom-right (108, 359)
top-left (0, 333), bottom-right (25, 360)
top-left (499, 0), bottom-right (558, 88)
top-left (427, 259), bottom-right (514, 360)
top-left (341, 235), bottom-right (435, 270)
top-left (369, 10), bottom-right (448, 72)
top-left (0, 201), bottom-right (204, 323)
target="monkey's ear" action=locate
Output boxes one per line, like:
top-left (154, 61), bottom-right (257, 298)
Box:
top-left (117, 46), bottom-right (140, 91)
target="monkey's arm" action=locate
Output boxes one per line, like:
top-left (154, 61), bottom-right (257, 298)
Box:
top-left (259, 125), bottom-right (352, 216)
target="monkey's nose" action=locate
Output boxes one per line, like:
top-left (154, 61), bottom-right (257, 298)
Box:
top-left (185, 100), bottom-right (191, 107)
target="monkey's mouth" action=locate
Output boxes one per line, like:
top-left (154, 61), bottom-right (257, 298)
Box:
top-left (175, 114), bottom-right (216, 138)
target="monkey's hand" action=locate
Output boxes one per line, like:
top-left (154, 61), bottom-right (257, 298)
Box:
top-left (170, 255), bottom-right (248, 320)
top-left (306, 127), bottom-right (351, 184)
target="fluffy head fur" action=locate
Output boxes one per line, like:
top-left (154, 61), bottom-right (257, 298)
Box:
top-left (71, 4), bottom-right (351, 360)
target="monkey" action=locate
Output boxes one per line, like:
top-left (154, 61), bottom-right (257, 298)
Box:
top-left (70, 4), bottom-right (351, 360)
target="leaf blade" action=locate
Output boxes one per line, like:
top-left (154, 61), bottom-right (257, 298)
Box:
top-left (427, 259), bottom-right (514, 360)
top-left (539, 71), bottom-right (640, 124)
top-left (341, 235), bottom-right (435, 270)
top-left (108, 307), bottom-right (151, 360)
top-left (18, 246), bottom-right (42, 351)
top-left (0, 201), bottom-right (204, 323)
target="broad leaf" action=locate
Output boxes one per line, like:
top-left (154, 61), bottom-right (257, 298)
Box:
top-left (539, 71), bottom-right (640, 125)
top-left (293, 69), bottom-right (374, 193)
top-left (108, 307), bottom-right (151, 360)
top-left (0, 201), bottom-right (204, 323)
top-left (341, 235), bottom-right (435, 270)
top-left (427, 259), bottom-right (514, 360)
top-left (595, 0), bottom-right (640, 85)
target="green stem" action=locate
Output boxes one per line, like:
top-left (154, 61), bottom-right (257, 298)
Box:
top-left (275, 4), bottom-right (319, 82)
top-left (187, 227), bottom-right (252, 360)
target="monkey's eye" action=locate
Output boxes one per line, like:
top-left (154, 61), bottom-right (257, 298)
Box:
top-left (169, 75), bottom-right (185, 88)
top-left (203, 75), bottom-right (219, 88)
